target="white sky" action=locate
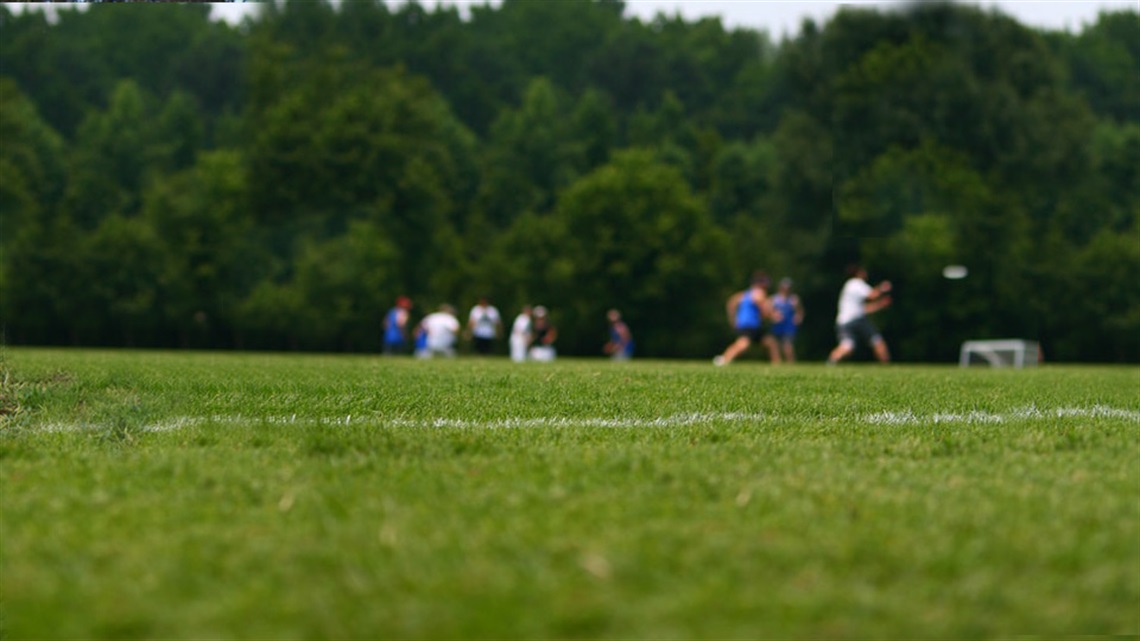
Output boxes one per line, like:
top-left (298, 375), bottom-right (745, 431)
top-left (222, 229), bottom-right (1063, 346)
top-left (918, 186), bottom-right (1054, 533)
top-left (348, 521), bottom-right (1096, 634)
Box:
top-left (8, 0), bottom-right (1136, 38)
top-left (619, 1), bottom-right (1138, 37)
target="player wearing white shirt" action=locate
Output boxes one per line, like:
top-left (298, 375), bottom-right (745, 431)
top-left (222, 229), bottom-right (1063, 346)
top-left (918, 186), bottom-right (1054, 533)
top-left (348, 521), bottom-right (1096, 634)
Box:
top-left (828, 265), bottom-right (893, 364)
top-left (467, 297), bottom-right (502, 355)
top-left (509, 305), bottom-right (532, 363)
top-left (421, 305), bottom-right (461, 358)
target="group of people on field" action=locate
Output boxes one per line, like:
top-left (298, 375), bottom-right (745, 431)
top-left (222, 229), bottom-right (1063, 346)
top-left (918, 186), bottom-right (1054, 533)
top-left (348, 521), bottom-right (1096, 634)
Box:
top-left (713, 265), bottom-right (891, 366)
top-left (382, 297), bottom-right (628, 362)
top-left (713, 274), bottom-right (805, 366)
top-left (381, 264), bottom-right (889, 364)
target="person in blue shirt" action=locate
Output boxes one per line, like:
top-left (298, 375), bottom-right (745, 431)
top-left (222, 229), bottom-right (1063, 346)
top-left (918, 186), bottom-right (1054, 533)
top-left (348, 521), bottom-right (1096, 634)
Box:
top-left (412, 321), bottom-right (429, 359)
top-left (603, 309), bottom-right (634, 361)
top-left (770, 277), bottom-right (805, 363)
top-left (713, 272), bottom-right (779, 366)
top-left (382, 296), bottom-right (413, 355)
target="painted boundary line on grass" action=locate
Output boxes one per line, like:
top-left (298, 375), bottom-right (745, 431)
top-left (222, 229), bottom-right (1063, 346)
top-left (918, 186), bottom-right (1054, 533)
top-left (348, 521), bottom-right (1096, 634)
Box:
top-left (864, 405), bottom-right (1140, 425)
top-left (22, 405), bottom-right (1140, 434)
top-left (53, 412), bottom-right (769, 433)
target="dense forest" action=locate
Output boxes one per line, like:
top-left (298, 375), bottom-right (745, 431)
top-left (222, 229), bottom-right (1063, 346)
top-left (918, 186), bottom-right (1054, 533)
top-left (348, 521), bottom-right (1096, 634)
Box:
top-left (1, 0), bottom-right (1137, 361)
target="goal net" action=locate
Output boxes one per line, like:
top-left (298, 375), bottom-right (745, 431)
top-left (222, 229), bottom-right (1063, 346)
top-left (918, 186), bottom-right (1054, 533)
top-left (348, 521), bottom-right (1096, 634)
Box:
top-left (959, 339), bottom-right (1041, 368)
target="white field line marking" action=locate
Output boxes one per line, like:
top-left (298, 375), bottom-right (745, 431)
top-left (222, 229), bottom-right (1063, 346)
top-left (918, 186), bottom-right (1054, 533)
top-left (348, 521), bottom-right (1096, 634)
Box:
top-left (386, 412), bottom-right (767, 430)
top-left (864, 405), bottom-right (1140, 425)
top-left (21, 406), bottom-right (1140, 434)
top-left (129, 412), bottom-right (768, 432)
top-left (28, 412), bottom-right (769, 433)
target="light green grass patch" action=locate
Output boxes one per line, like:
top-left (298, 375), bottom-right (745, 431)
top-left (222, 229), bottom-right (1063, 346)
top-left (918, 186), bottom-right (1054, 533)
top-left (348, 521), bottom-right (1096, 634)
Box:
top-left (2, 348), bottom-right (1138, 639)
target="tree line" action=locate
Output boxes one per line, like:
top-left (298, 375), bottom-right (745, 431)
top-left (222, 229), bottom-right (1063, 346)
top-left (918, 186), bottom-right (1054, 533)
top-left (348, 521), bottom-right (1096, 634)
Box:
top-left (2, 0), bottom-right (1137, 361)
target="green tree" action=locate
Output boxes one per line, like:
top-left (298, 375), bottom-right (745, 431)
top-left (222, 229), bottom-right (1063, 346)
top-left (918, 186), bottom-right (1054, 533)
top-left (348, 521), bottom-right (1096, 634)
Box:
top-left (586, 21), bottom-right (667, 113)
top-left (1063, 224), bottom-right (1140, 362)
top-left (0, 2), bottom-right (236, 138)
top-left (62, 80), bottom-right (157, 227)
top-left (1051, 11), bottom-right (1140, 124)
top-left (707, 137), bottom-right (777, 225)
top-left (0, 78), bottom-right (66, 236)
top-left (496, 0), bottom-right (625, 93)
top-left (235, 279), bottom-right (307, 351)
top-left (470, 211), bottom-right (572, 324)
top-left (396, 2), bottom-right (520, 136)
top-left (473, 77), bottom-right (577, 227)
top-left (82, 214), bottom-right (165, 346)
top-left (1, 0), bottom-right (1136, 361)
top-left (567, 88), bottom-right (618, 175)
top-left (0, 7), bottom-right (111, 138)
top-left (141, 150), bottom-right (256, 348)
top-left (0, 217), bottom-right (88, 345)
top-left (290, 221), bottom-right (403, 351)
top-left (246, 59), bottom-right (476, 293)
top-left (550, 149), bottom-right (733, 356)
top-left (153, 90), bottom-right (205, 174)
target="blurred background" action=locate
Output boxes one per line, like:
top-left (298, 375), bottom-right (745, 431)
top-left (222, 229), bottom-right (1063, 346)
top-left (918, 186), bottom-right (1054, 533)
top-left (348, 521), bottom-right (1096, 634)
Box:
top-left (1, 0), bottom-right (1136, 361)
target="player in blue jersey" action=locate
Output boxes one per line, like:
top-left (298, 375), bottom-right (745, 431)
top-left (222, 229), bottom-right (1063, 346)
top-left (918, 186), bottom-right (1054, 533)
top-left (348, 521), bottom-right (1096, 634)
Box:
top-left (603, 309), bottom-right (634, 361)
top-left (412, 320), bottom-right (429, 359)
top-left (382, 296), bottom-right (413, 355)
top-left (769, 277), bottom-right (805, 363)
top-left (713, 272), bottom-right (779, 366)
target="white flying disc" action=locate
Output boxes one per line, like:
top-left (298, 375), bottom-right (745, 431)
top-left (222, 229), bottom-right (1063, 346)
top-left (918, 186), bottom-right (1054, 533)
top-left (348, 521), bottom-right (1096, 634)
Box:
top-left (942, 265), bottom-right (968, 280)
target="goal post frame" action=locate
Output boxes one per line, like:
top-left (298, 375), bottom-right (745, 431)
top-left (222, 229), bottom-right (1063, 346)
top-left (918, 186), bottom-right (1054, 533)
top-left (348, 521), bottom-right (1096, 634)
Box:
top-left (959, 339), bottom-right (1041, 368)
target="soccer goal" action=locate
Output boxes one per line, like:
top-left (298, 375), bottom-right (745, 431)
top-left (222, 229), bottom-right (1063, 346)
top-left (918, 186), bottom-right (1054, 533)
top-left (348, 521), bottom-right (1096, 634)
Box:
top-left (959, 339), bottom-right (1041, 368)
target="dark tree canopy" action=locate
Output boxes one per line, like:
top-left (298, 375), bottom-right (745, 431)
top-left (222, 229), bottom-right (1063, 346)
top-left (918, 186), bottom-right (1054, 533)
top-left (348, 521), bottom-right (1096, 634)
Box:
top-left (1, 1), bottom-right (1137, 361)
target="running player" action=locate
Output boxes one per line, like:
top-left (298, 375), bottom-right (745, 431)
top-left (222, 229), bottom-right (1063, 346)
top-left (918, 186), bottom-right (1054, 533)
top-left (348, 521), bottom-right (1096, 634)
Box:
top-left (827, 265), bottom-right (892, 364)
top-left (713, 272), bottom-right (779, 366)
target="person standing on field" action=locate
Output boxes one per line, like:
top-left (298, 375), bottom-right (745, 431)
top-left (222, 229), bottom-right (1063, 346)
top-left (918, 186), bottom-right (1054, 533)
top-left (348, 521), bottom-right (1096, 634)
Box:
top-left (603, 309), bottom-right (634, 361)
top-left (383, 296), bottom-right (413, 355)
top-left (713, 272), bottom-right (779, 366)
top-left (828, 265), bottom-right (892, 364)
top-left (421, 304), bottom-right (461, 358)
top-left (467, 297), bottom-right (502, 356)
top-left (528, 306), bottom-right (558, 362)
top-left (413, 321), bottom-right (430, 359)
top-left (770, 278), bottom-right (805, 363)
top-left (510, 305), bottom-right (533, 363)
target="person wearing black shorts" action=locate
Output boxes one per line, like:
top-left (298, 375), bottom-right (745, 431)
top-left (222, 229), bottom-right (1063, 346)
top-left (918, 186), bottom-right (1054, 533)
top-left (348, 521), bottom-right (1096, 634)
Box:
top-left (467, 297), bottom-right (501, 356)
top-left (713, 272), bottom-right (779, 366)
top-left (827, 265), bottom-right (892, 364)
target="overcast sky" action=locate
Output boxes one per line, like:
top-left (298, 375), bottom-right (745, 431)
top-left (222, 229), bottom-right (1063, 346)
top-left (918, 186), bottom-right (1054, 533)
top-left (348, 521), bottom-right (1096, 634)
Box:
top-left (8, 0), bottom-right (1135, 37)
top-left (621, 1), bottom-right (1136, 37)
top-left (208, 0), bottom-right (1136, 37)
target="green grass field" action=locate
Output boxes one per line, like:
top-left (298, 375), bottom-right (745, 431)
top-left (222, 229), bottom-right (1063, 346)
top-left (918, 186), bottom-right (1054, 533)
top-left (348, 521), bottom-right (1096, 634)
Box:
top-left (2, 348), bottom-right (1137, 639)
